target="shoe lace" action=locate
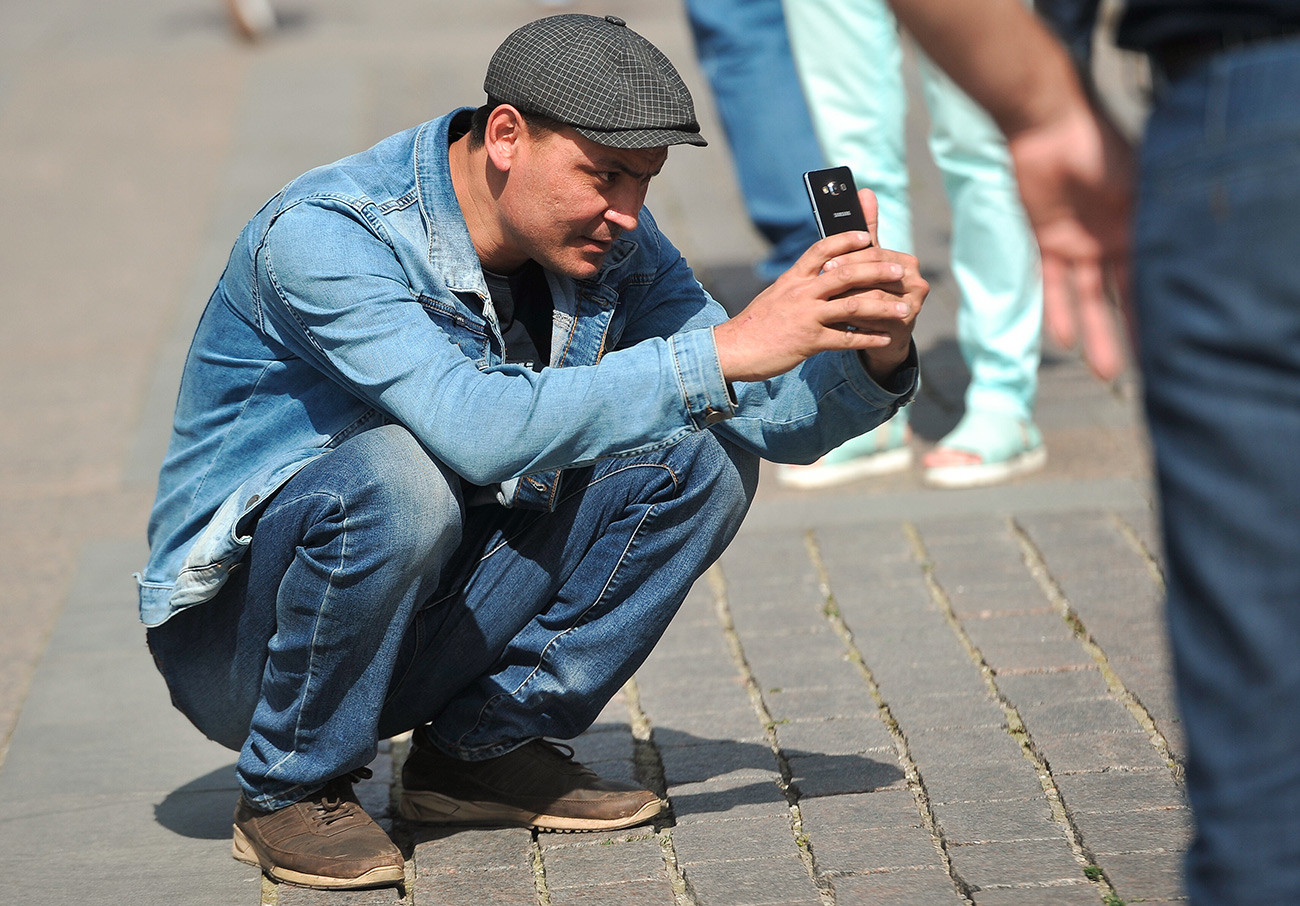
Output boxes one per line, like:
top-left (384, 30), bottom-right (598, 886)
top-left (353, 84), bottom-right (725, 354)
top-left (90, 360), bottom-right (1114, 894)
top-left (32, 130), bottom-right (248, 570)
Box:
top-left (535, 739), bottom-right (597, 778)
top-left (314, 767), bottom-right (373, 826)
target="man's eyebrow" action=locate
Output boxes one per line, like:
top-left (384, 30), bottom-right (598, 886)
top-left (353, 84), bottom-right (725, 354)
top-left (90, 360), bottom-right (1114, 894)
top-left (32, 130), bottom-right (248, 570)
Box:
top-left (595, 156), bottom-right (666, 180)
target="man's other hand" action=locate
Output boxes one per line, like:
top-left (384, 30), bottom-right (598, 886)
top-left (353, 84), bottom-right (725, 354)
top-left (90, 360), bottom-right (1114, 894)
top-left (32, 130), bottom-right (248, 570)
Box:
top-left (1010, 104), bottom-right (1135, 381)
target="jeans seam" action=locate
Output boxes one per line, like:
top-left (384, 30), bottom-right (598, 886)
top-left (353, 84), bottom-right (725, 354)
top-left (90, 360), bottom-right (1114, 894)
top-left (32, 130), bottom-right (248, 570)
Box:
top-left (261, 490), bottom-right (348, 785)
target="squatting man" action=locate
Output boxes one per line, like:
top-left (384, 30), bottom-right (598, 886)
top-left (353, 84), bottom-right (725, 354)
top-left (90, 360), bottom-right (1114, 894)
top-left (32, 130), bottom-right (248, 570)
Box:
top-left (138, 14), bottom-right (927, 890)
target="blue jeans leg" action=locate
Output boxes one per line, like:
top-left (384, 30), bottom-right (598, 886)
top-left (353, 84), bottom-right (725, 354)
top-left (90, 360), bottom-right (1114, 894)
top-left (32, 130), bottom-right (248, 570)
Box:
top-left (685, 0), bottom-right (825, 281)
top-left (378, 430), bottom-right (759, 758)
top-left (147, 424), bottom-right (465, 810)
top-left (1136, 40), bottom-right (1300, 904)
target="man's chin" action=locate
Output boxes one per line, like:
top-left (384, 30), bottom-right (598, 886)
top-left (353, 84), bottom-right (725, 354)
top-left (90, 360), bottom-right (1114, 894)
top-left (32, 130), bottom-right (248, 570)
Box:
top-left (548, 251), bottom-right (606, 280)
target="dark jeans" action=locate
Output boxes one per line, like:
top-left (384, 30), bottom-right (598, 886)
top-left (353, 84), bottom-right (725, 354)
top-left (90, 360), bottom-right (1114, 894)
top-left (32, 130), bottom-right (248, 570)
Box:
top-left (1137, 35), bottom-right (1300, 904)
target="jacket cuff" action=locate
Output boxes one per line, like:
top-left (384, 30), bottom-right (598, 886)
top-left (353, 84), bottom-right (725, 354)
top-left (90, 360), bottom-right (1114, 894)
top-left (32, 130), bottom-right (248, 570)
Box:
top-left (670, 327), bottom-right (736, 429)
top-left (845, 341), bottom-right (921, 407)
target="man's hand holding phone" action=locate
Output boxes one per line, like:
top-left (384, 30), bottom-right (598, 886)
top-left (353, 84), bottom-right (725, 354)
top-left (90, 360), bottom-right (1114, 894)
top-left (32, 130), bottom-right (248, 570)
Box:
top-left (713, 169), bottom-right (926, 385)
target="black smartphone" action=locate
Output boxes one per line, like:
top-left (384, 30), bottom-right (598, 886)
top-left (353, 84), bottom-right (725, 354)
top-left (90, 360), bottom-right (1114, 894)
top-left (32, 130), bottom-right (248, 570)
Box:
top-left (803, 166), bottom-right (870, 239)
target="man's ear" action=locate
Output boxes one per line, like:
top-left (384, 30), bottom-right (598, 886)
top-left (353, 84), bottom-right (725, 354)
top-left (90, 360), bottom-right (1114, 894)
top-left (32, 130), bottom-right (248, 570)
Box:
top-left (484, 105), bottom-right (527, 173)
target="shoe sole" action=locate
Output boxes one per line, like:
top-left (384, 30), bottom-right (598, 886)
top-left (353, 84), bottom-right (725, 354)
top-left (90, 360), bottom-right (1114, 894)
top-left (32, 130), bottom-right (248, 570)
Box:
top-left (777, 446), bottom-right (914, 490)
top-left (397, 790), bottom-right (663, 832)
top-left (923, 445), bottom-right (1047, 489)
top-left (232, 826), bottom-right (405, 890)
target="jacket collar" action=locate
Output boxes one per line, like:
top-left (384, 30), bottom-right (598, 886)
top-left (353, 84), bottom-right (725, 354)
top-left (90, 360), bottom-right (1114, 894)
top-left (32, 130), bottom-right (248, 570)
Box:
top-left (415, 110), bottom-right (488, 298)
top-left (414, 109), bottom-right (639, 297)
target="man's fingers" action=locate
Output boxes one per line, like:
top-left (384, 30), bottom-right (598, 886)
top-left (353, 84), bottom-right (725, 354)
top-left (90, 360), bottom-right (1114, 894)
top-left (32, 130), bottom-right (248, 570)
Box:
top-left (793, 230), bottom-right (876, 277)
top-left (857, 187), bottom-right (879, 246)
top-left (1041, 255), bottom-right (1078, 350)
top-left (1073, 261), bottom-right (1125, 381)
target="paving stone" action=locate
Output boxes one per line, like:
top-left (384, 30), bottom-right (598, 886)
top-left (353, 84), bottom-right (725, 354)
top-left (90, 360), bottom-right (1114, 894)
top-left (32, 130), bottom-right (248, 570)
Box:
top-left (1053, 768), bottom-right (1187, 814)
top-left (670, 813), bottom-right (800, 864)
top-left (922, 760), bottom-right (1048, 806)
top-left (795, 787), bottom-right (921, 830)
top-left (1074, 806), bottom-right (1195, 857)
top-left (412, 825), bottom-right (534, 872)
top-left (412, 864), bottom-right (538, 906)
top-left (969, 883), bottom-right (1101, 905)
top-left (641, 707), bottom-right (770, 748)
top-left (788, 750), bottom-right (909, 797)
top-left (548, 879), bottom-right (676, 906)
top-left (905, 725), bottom-right (1027, 768)
top-left (994, 669), bottom-right (1112, 710)
top-left (1014, 696), bottom-right (1144, 737)
top-left (884, 691), bottom-right (1006, 733)
top-left (775, 712), bottom-right (896, 756)
top-left (1035, 731), bottom-right (1170, 774)
top-left (872, 657), bottom-right (993, 697)
top-left (680, 853), bottom-right (821, 905)
top-left (669, 777), bottom-right (791, 825)
top-left (541, 833), bottom-right (665, 889)
top-left (947, 838), bottom-right (1086, 889)
top-left (800, 800), bottom-right (942, 874)
top-left (1101, 849), bottom-right (1187, 901)
top-left (278, 880), bottom-right (407, 906)
top-left (831, 867), bottom-right (966, 905)
top-left (763, 684), bottom-right (879, 722)
top-left (565, 723), bottom-right (636, 766)
top-left (660, 740), bottom-right (779, 786)
top-left (933, 796), bottom-right (1061, 845)
top-left (981, 636), bottom-right (1098, 674)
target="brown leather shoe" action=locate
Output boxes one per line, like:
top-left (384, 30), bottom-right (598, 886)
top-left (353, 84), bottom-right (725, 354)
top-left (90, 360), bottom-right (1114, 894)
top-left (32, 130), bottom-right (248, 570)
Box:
top-left (232, 769), bottom-right (405, 889)
top-left (398, 730), bottom-right (662, 832)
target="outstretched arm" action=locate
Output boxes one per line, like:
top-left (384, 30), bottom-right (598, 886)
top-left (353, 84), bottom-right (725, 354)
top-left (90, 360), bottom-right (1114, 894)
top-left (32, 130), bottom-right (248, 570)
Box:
top-left (885, 0), bottom-right (1135, 380)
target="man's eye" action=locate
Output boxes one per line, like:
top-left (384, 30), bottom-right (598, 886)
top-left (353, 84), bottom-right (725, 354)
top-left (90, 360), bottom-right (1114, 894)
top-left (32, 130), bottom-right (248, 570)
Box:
top-left (598, 172), bottom-right (618, 184)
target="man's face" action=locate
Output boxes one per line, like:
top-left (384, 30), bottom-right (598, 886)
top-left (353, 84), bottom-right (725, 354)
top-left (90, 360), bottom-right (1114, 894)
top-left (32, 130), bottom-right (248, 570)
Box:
top-left (497, 123), bottom-right (668, 280)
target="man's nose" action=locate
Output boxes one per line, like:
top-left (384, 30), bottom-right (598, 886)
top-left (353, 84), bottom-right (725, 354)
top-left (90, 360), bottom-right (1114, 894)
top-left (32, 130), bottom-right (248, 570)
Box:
top-left (605, 204), bottom-right (640, 233)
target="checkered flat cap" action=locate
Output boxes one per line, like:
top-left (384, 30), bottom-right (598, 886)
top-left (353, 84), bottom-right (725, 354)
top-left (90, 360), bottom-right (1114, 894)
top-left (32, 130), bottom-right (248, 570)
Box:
top-left (485, 14), bottom-right (707, 149)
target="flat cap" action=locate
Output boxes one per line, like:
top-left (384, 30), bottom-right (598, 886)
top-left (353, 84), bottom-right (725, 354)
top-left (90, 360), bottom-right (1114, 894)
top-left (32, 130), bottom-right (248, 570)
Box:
top-left (484, 14), bottom-right (707, 149)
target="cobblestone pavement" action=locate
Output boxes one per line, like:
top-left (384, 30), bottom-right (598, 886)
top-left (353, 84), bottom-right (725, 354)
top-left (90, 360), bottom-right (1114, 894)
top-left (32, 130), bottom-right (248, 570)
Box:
top-left (0, 1), bottom-right (1183, 903)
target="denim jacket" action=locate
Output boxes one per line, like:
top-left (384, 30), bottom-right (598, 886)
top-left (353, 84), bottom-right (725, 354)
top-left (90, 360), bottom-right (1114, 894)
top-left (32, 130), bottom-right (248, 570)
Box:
top-left (137, 109), bottom-right (917, 627)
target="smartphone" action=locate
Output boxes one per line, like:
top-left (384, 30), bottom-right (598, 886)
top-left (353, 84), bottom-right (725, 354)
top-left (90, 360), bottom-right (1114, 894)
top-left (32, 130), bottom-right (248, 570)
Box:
top-left (804, 166), bottom-right (870, 240)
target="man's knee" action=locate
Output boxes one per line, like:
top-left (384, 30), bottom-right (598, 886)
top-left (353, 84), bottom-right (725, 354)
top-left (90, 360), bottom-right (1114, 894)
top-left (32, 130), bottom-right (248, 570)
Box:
top-left (660, 430), bottom-right (760, 531)
top-left (307, 424), bottom-right (466, 567)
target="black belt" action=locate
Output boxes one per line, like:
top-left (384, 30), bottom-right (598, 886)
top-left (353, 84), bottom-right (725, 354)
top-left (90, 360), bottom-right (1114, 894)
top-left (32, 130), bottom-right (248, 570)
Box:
top-left (1151, 27), bottom-right (1300, 82)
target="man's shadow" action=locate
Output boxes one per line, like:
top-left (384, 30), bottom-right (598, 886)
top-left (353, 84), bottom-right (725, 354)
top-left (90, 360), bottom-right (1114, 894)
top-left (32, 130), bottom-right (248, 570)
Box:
top-left (157, 724), bottom-right (903, 841)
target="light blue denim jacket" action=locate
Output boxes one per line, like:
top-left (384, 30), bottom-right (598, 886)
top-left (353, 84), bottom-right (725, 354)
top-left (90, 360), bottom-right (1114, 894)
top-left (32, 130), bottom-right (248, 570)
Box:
top-left (137, 110), bottom-right (917, 627)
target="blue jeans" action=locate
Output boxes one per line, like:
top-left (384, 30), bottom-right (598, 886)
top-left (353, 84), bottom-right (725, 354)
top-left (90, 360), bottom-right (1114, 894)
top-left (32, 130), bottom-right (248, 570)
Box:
top-left (684, 0), bottom-right (825, 282)
top-left (148, 425), bottom-right (757, 810)
top-left (1136, 37), bottom-right (1300, 904)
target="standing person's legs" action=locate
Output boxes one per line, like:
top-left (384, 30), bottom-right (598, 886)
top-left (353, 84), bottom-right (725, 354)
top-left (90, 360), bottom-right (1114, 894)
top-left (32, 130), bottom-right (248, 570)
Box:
top-left (780, 0), bottom-right (914, 487)
top-left (918, 55), bottom-right (1045, 488)
top-left (685, 0), bottom-right (826, 282)
top-left (1136, 42), bottom-right (1300, 905)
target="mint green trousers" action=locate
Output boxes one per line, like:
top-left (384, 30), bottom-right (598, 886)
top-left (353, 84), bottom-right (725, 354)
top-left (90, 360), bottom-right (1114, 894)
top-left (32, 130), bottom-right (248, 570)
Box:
top-left (784, 0), bottom-right (1043, 422)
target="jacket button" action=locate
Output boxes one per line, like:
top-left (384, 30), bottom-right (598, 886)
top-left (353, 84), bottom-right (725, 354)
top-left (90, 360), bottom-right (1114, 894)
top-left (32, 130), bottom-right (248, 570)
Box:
top-left (703, 408), bottom-right (727, 426)
top-left (245, 494), bottom-right (260, 507)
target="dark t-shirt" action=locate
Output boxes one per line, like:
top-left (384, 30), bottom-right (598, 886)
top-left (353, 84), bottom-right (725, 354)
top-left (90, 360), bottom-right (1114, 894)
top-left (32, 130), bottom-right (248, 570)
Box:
top-left (1118, 0), bottom-right (1300, 50)
top-left (484, 261), bottom-right (553, 371)
top-left (1038, 0), bottom-right (1300, 54)
top-left (447, 109), bottom-right (555, 372)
